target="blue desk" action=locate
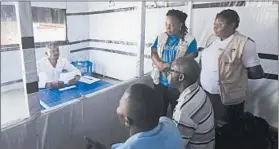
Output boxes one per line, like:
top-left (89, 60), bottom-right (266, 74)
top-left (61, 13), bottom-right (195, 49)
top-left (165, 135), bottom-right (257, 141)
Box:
top-left (39, 80), bottom-right (112, 109)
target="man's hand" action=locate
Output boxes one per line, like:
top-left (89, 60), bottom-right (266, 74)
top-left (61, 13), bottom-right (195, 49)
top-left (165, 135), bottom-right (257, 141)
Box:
top-left (57, 81), bottom-right (65, 88)
top-left (158, 62), bottom-right (170, 72)
top-left (68, 75), bottom-right (81, 85)
top-left (151, 51), bottom-right (169, 72)
top-left (84, 136), bottom-right (107, 149)
top-left (46, 81), bottom-right (64, 89)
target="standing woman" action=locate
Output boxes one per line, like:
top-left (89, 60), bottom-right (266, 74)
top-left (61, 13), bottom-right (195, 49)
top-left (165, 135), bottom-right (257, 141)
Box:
top-left (151, 9), bottom-right (198, 116)
top-left (199, 9), bottom-right (264, 124)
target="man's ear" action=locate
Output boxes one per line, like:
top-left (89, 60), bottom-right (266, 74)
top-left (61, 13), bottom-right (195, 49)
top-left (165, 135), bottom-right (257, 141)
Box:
top-left (124, 117), bottom-right (132, 128)
top-left (178, 74), bottom-right (185, 82)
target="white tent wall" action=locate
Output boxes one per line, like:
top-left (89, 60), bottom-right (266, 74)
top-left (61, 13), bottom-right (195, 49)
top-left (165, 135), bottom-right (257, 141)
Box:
top-left (86, 2), bottom-right (192, 80)
top-left (87, 2), bottom-right (141, 80)
top-left (1, 2), bottom-right (90, 92)
top-left (1, 75), bottom-right (153, 149)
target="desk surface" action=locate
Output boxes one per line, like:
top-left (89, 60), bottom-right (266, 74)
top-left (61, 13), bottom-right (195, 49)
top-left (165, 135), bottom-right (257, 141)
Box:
top-left (39, 80), bottom-right (112, 109)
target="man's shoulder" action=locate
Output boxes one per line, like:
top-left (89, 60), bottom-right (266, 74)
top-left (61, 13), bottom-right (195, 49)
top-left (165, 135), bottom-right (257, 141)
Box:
top-left (58, 57), bottom-right (71, 65)
top-left (125, 117), bottom-right (182, 149)
top-left (159, 116), bottom-right (177, 126)
top-left (190, 86), bottom-right (209, 105)
top-left (159, 116), bottom-right (172, 123)
top-left (179, 86), bottom-right (209, 112)
top-left (37, 57), bottom-right (48, 65)
top-left (58, 57), bottom-right (69, 62)
top-left (181, 85), bottom-right (205, 99)
top-left (244, 38), bottom-right (256, 49)
top-left (160, 116), bottom-right (184, 134)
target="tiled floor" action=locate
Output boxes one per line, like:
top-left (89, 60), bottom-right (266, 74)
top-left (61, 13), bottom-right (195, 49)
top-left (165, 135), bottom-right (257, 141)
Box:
top-left (1, 77), bottom-right (121, 126)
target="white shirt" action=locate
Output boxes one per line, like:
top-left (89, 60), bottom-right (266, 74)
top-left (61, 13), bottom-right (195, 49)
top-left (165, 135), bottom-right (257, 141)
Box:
top-left (37, 57), bottom-right (81, 88)
top-left (200, 34), bottom-right (261, 94)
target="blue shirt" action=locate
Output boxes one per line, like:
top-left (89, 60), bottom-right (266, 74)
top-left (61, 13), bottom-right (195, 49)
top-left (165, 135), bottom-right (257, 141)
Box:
top-left (151, 34), bottom-right (197, 87)
top-left (111, 117), bottom-right (184, 149)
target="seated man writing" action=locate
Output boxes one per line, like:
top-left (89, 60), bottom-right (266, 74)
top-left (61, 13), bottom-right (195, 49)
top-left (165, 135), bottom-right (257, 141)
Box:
top-left (165, 57), bottom-right (215, 149)
top-left (85, 84), bottom-right (184, 149)
top-left (37, 42), bottom-right (81, 89)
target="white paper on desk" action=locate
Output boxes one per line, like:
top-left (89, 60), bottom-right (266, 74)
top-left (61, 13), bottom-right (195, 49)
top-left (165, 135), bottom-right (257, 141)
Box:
top-left (59, 85), bottom-right (76, 91)
top-left (59, 71), bottom-right (77, 83)
top-left (79, 76), bottom-right (100, 84)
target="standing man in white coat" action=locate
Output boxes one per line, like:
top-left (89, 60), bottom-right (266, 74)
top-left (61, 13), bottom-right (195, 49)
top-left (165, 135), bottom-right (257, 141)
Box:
top-left (37, 42), bottom-right (81, 89)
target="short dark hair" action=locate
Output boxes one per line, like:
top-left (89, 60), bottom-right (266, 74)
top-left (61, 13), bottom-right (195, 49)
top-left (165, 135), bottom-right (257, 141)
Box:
top-left (174, 56), bottom-right (200, 85)
top-left (166, 9), bottom-right (188, 23)
top-left (216, 9), bottom-right (240, 29)
top-left (46, 42), bottom-right (59, 50)
top-left (125, 84), bottom-right (163, 129)
top-left (166, 9), bottom-right (188, 40)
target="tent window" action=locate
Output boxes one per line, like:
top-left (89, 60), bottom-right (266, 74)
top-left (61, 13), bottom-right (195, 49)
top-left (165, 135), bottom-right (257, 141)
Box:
top-left (1, 5), bottom-right (67, 46)
top-left (31, 7), bottom-right (67, 42)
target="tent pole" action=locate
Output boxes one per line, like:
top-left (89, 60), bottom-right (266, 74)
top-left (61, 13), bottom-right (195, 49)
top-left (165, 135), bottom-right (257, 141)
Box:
top-left (15, 1), bottom-right (41, 117)
top-left (136, 1), bottom-right (146, 78)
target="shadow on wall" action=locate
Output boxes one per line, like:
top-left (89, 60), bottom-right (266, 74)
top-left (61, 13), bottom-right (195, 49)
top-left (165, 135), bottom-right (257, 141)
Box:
top-left (245, 79), bottom-right (278, 128)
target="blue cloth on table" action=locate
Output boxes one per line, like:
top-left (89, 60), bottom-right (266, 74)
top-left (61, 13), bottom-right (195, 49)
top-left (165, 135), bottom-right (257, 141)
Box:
top-left (39, 80), bottom-right (111, 108)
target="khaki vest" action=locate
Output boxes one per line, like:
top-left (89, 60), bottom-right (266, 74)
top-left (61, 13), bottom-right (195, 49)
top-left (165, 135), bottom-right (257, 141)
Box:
top-left (205, 32), bottom-right (249, 105)
top-left (151, 33), bottom-right (195, 84)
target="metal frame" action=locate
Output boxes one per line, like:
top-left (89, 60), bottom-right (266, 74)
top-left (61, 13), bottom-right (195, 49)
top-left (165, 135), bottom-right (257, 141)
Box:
top-left (136, 1), bottom-right (146, 78)
top-left (187, 1), bottom-right (193, 35)
top-left (15, 1), bottom-right (41, 119)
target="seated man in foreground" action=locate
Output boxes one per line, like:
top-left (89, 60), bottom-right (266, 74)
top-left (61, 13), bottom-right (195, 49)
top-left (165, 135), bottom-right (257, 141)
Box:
top-left (166, 57), bottom-right (215, 149)
top-left (85, 84), bottom-right (184, 149)
top-left (37, 42), bottom-right (81, 89)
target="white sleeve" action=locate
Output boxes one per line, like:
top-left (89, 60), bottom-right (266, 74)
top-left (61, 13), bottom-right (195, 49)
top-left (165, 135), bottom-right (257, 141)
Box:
top-left (37, 61), bottom-right (47, 88)
top-left (63, 59), bottom-right (81, 76)
top-left (38, 72), bottom-right (47, 88)
top-left (59, 59), bottom-right (82, 83)
top-left (242, 40), bottom-right (261, 68)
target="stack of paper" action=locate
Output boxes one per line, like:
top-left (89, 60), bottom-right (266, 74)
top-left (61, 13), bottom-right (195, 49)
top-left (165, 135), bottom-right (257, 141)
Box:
top-left (59, 85), bottom-right (76, 91)
top-left (79, 76), bottom-right (100, 84)
top-left (59, 71), bottom-right (79, 83)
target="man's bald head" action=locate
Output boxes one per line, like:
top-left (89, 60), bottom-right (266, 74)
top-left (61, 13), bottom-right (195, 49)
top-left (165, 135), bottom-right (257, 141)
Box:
top-left (167, 56), bottom-right (200, 86)
top-left (116, 84), bottom-right (163, 130)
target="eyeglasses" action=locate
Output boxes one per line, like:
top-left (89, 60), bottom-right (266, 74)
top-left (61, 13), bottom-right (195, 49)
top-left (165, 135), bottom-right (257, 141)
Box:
top-left (163, 67), bottom-right (188, 78)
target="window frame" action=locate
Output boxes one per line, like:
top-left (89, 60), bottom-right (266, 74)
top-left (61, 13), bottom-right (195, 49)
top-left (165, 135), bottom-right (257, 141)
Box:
top-left (0, 4), bottom-right (69, 127)
top-left (0, 4), bottom-right (68, 48)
